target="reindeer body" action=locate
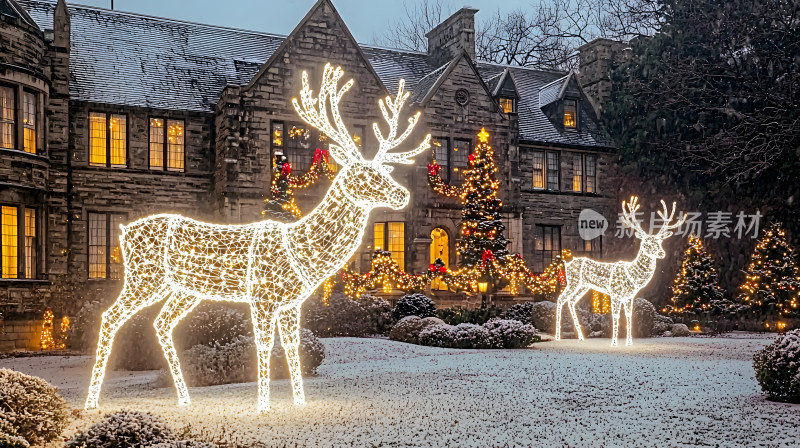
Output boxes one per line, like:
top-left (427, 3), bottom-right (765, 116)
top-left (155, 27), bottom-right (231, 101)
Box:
top-left (555, 197), bottom-right (686, 346)
top-left (85, 64), bottom-right (430, 412)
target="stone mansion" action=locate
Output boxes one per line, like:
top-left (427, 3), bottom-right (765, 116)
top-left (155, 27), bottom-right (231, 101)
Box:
top-left (0, 0), bottom-right (621, 317)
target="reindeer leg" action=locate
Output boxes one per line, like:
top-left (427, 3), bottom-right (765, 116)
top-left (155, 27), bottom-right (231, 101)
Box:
top-left (154, 291), bottom-right (201, 406)
top-left (555, 296), bottom-right (565, 341)
top-left (251, 302), bottom-right (278, 412)
top-left (86, 282), bottom-right (170, 409)
top-left (278, 304), bottom-right (305, 405)
top-left (624, 300), bottom-right (634, 346)
top-left (610, 299), bottom-right (621, 347)
top-left (567, 292), bottom-right (587, 341)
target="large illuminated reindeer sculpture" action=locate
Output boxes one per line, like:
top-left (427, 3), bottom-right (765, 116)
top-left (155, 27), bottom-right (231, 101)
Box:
top-left (85, 64), bottom-right (431, 412)
top-left (555, 197), bottom-right (686, 346)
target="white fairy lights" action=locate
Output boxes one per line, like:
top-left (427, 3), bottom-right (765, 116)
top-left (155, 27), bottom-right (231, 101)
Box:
top-left (555, 197), bottom-right (686, 346)
top-left (85, 63), bottom-right (430, 412)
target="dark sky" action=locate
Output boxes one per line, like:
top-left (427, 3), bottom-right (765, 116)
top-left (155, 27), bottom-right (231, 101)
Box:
top-left (72, 0), bottom-right (533, 44)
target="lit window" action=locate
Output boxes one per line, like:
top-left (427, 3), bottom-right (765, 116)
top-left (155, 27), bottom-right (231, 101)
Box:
top-left (573, 154), bottom-right (583, 192)
top-left (167, 120), bottom-right (184, 171)
top-left (583, 235), bottom-right (601, 256)
top-left (499, 97), bottom-right (515, 114)
top-left (532, 151), bottom-right (560, 191)
top-left (22, 92), bottom-right (35, 154)
top-left (284, 122), bottom-right (313, 175)
top-left (24, 209), bottom-right (35, 279)
top-left (430, 228), bottom-right (449, 290)
top-left (149, 118), bottom-right (184, 172)
top-left (374, 222), bottom-right (405, 269)
top-left (0, 86), bottom-right (14, 150)
top-left (564, 99), bottom-right (577, 129)
top-left (532, 151), bottom-right (544, 189)
top-left (89, 112), bottom-right (126, 167)
top-left (2, 206), bottom-right (18, 279)
top-left (533, 225), bottom-right (561, 272)
top-left (89, 212), bottom-right (126, 279)
top-left (272, 121), bottom-right (283, 148)
top-left (149, 118), bottom-right (164, 169)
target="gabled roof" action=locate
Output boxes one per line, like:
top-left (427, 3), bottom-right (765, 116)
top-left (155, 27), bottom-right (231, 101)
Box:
top-left (19, 0), bottom-right (612, 149)
top-left (1, 0), bottom-right (39, 31)
top-left (538, 72), bottom-right (573, 107)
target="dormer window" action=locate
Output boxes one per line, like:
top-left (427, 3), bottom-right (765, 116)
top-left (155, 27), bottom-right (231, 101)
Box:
top-left (499, 97), bottom-right (516, 114)
top-left (563, 99), bottom-right (577, 129)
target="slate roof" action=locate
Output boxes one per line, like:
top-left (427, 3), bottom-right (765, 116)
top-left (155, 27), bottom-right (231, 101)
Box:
top-left (18, 0), bottom-right (612, 149)
top-left (1, 0), bottom-right (39, 30)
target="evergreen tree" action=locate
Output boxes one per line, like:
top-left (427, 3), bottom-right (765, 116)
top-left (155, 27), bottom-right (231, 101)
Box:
top-left (669, 235), bottom-right (728, 317)
top-left (263, 155), bottom-right (300, 222)
top-left (737, 223), bottom-right (800, 319)
top-left (434, 128), bottom-right (510, 266)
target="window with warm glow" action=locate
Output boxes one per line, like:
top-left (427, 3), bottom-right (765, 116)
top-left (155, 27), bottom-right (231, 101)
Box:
top-left (283, 122), bottom-right (314, 174)
top-left (89, 112), bottom-right (126, 167)
top-left (499, 97), bottom-right (515, 114)
top-left (0, 86), bottom-right (14, 150)
top-left (583, 235), bottom-right (602, 256)
top-left (532, 151), bottom-right (544, 189)
top-left (24, 209), bottom-right (36, 279)
top-left (22, 91), bottom-right (36, 154)
top-left (430, 228), bottom-right (449, 290)
top-left (1, 206), bottom-right (18, 279)
top-left (452, 139), bottom-right (470, 183)
top-left (573, 154), bottom-right (583, 192)
top-left (167, 120), bottom-right (185, 171)
top-left (89, 212), bottom-right (126, 279)
top-left (374, 222), bottom-right (405, 269)
top-left (564, 99), bottom-right (577, 129)
top-left (149, 118), bottom-right (164, 168)
top-left (149, 118), bottom-right (184, 172)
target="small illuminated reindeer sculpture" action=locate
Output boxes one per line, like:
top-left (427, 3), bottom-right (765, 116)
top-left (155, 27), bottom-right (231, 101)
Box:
top-left (555, 197), bottom-right (686, 346)
top-left (85, 64), bottom-right (431, 412)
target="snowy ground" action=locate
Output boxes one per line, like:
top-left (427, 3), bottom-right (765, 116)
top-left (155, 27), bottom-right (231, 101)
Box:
top-left (3, 333), bottom-right (799, 447)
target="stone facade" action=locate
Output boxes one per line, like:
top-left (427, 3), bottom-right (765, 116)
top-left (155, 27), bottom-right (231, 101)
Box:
top-left (0, 0), bottom-right (620, 341)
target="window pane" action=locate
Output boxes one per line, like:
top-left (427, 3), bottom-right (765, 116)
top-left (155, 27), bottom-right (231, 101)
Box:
top-left (532, 151), bottom-right (544, 189)
top-left (89, 213), bottom-right (107, 279)
top-left (285, 123), bottom-right (313, 174)
top-left (352, 125), bottom-right (365, 150)
top-left (89, 113), bottom-right (107, 166)
top-left (0, 86), bottom-right (15, 149)
top-left (388, 222), bottom-right (405, 269)
top-left (534, 225), bottom-right (560, 272)
top-left (546, 152), bottom-right (560, 190)
top-left (500, 97), bottom-right (514, 113)
top-left (23, 92), bottom-right (35, 154)
top-left (564, 99), bottom-right (577, 128)
top-left (167, 120), bottom-right (185, 172)
top-left (109, 214), bottom-right (125, 279)
top-left (430, 228), bottom-right (449, 290)
top-left (452, 139), bottom-right (470, 183)
top-left (272, 121), bottom-right (283, 147)
top-left (373, 223), bottom-right (385, 251)
top-left (1, 206), bottom-right (18, 279)
top-left (24, 208), bottom-right (35, 279)
top-left (573, 154), bottom-right (583, 192)
top-left (109, 114), bottom-right (126, 166)
top-left (586, 155), bottom-right (597, 193)
top-left (150, 118), bottom-right (164, 168)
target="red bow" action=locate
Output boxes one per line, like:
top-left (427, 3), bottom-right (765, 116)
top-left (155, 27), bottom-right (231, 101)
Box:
top-left (313, 148), bottom-right (329, 164)
top-left (282, 163), bottom-right (292, 175)
top-left (468, 153), bottom-right (476, 163)
top-left (481, 249), bottom-right (495, 263)
top-left (438, 265), bottom-right (447, 273)
top-left (557, 268), bottom-right (567, 287)
top-left (428, 163), bottom-right (441, 176)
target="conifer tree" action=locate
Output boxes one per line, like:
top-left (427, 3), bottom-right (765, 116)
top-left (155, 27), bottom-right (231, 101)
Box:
top-left (669, 235), bottom-right (728, 316)
top-left (263, 155), bottom-right (300, 222)
top-left (737, 223), bottom-right (800, 319)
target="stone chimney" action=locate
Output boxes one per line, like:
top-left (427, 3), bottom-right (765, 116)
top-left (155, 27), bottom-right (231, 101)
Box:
top-left (577, 38), bottom-right (629, 115)
top-left (53, 0), bottom-right (70, 50)
top-left (425, 7), bottom-right (478, 67)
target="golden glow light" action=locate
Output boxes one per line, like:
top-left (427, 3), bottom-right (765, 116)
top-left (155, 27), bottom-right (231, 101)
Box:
top-left (555, 197), bottom-right (686, 346)
top-left (85, 63), bottom-right (430, 412)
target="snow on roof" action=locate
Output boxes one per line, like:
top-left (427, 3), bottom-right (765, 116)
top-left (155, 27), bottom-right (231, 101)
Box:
top-left (19, 0), bottom-right (611, 148)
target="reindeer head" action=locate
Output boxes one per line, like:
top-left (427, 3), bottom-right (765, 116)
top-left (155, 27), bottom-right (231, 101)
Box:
top-left (620, 196), bottom-right (687, 259)
top-left (292, 64), bottom-right (431, 210)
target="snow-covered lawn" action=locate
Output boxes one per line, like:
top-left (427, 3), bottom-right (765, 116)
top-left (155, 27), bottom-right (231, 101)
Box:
top-left (3, 334), bottom-right (798, 447)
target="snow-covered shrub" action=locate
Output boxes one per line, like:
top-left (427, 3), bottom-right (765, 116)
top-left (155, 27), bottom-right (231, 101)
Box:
top-left (503, 302), bottom-right (536, 325)
top-left (392, 293), bottom-right (436, 320)
top-left (181, 330), bottom-right (325, 387)
top-left (149, 441), bottom-right (218, 448)
top-left (418, 324), bottom-right (455, 347)
top-left (587, 313), bottom-right (610, 338)
top-left (388, 316), bottom-right (423, 344)
top-left (652, 314), bottom-right (674, 336)
top-left (175, 302), bottom-right (251, 348)
top-left (753, 329), bottom-right (800, 403)
top-left (68, 299), bottom-right (107, 352)
top-left (0, 429), bottom-right (29, 448)
top-left (452, 323), bottom-right (489, 349)
top-left (483, 318), bottom-right (539, 348)
top-left (360, 294), bottom-right (395, 335)
top-left (670, 323), bottom-right (690, 337)
top-left (529, 301), bottom-right (557, 333)
top-left (302, 293), bottom-right (382, 337)
top-left (67, 410), bottom-right (174, 447)
top-left (437, 305), bottom-right (502, 325)
top-left (0, 369), bottom-right (68, 446)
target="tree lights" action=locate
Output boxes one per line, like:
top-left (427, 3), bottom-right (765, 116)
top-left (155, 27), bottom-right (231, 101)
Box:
top-left (667, 235), bottom-right (728, 316)
top-left (85, 64), bottom-right (430, 412)
top-left (555, 197), bottom-right (686, 346)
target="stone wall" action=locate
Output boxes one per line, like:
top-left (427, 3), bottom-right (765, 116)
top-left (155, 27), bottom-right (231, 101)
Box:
top-left (0, 319), bottom-right (43, 351)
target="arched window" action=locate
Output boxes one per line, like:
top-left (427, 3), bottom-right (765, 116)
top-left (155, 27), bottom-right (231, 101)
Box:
top-left (430, 228), bottom-right (449, 291)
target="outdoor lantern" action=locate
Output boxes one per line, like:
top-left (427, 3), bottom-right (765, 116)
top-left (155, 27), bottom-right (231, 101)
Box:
top-left (478, 275), bottom-right (489, 293)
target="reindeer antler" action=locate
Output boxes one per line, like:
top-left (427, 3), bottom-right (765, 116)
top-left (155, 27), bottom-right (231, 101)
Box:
top-left (372, 79), bottom-right (431, 165)
top-left (292, 64), bottom-right (363, 163)
top-left (620, 196), bottom-right (645, 236)
top-left (656, 200), bottom-right (687, 237)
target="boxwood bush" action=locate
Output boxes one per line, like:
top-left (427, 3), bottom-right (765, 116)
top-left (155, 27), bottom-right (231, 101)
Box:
top-left (753, 329), bottom-right (800, 403)
top-left (0, 369), bottom-right (68, 446)
top-left (392, 293), bottom-right (436, 320)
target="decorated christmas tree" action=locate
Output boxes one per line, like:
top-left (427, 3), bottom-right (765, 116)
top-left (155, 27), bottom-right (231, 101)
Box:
top-left (668, 235), bottom-right (728, 316)
top-left (263, 155), bottom-right (300, 221)
top-left (430, 128), bottom-right (510, 266)
top-left (737, 223), bottom-right (800, 319)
